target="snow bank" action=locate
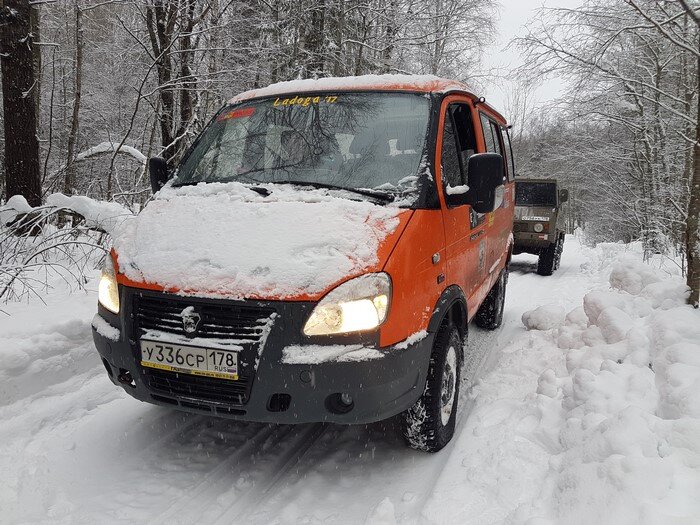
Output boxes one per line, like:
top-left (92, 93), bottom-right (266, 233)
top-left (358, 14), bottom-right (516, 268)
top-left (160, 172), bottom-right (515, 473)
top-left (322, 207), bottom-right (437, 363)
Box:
top-left (1, 193), bottom-right (132, 233)
top-left (46, 193), bottom-right (132, 233)
top-left (112, 182), bottom-right (403, 299)
top-left (609, 258), bottom-right (661, 294)
top-left (520, 258), bottom-right (700, 522)
top-left (522, 303), bottom-right (566, 331)
top-left (426, 241), bottom-right (699, 524)
top-left (0, 195), bottom-right (33, 225)
top-left (229, 74), bottom-right (466, 104)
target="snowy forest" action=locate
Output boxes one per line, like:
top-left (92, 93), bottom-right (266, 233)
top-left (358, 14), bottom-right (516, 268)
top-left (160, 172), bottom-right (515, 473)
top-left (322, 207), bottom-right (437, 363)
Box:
top-left (1, 0), bottom-right (698, 304)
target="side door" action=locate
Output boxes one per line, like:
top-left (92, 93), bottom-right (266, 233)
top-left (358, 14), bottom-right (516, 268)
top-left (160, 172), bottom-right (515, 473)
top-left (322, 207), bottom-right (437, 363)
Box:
top-left (478, 112), bottom-right (512, 279)
top-left (438, 98), bottom-right (488, 315)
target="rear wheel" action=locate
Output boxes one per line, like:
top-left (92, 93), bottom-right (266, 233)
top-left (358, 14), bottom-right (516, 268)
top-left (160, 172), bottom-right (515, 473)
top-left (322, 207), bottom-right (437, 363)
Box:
top-left (475, 269), bottom-right (507, 330)
top-left (401, 323), bottom-right (462, 453)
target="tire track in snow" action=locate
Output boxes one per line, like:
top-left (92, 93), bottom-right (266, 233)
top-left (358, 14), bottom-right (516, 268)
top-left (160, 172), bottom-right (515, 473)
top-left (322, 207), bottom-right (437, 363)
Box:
top-left (409, 321), bottom-right (507, 520)
top-left (150, 422), bottom-right (281, 525)
top-left (210, 422), bottom-right (329, 524)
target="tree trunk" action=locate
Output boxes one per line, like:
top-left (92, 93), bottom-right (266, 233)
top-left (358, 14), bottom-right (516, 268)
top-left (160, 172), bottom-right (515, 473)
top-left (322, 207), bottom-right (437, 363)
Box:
top-left (0, 0), bottom-right (42, 207)
top-left (64, 2), bottom-right (83, 194)
top-left (29, 3), bottom-right (40, 116)
top-left (146, 3), bottom-right (176, 161)
top-left (174, 0), bottom-right (196, 160)
top-left (686, 51), bottom-right (700, 307)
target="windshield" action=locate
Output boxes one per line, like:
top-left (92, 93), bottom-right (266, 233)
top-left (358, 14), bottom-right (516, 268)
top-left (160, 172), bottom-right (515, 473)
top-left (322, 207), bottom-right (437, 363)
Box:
top-left (515, 182), bottom-right (557, 207)
top-left (174, 93), bottom-right (430, 202)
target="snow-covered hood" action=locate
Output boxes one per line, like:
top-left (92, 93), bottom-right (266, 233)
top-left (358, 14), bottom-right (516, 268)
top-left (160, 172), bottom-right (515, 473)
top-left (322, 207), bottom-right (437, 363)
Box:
top-left (112, 182), bottom-right (411, 300)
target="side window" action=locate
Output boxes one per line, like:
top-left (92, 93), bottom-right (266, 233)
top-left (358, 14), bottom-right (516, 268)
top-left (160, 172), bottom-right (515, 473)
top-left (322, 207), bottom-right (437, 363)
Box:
top-left (480, 114), bottom-right (497, 153)
top-left (440, 111), bottom-right (462, 189)
top-left (489, 121), bottom-right (509, 181)
top-left (504, 128), bottom-right (516, 179)
top-left (452, 104), bottom-right (477, 170)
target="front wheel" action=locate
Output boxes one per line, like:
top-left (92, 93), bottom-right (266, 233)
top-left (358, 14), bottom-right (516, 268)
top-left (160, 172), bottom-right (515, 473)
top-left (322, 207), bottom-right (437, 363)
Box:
top-left (401, 323), bottom-right (462, 453)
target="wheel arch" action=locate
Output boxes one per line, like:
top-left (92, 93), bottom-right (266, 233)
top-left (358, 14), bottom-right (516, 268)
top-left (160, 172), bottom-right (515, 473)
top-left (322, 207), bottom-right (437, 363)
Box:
top-left (427, 285), bottom-right (468, 342)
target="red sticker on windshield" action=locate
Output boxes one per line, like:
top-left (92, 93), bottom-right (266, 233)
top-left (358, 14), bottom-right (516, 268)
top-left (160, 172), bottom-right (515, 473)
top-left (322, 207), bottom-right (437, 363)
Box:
top-left (217, 107), bottom-right (255, 121)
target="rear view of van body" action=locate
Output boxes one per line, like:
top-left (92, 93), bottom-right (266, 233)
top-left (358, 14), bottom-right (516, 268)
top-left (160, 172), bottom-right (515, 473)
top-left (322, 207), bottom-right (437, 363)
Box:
top-left (92, 75), bottom-right (515, 451)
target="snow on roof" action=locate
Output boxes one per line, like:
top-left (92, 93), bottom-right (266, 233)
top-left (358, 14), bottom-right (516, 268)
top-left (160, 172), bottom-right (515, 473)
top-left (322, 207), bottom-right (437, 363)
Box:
top-left (228, 74), bottom-right (472, 104)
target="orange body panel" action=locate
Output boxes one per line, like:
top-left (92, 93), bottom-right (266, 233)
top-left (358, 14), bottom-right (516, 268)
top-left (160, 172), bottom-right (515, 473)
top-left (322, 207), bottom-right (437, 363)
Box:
top-left (379, 210), bottom-right (446, 347)
top-left (432, 94), bottom-right (513, 325)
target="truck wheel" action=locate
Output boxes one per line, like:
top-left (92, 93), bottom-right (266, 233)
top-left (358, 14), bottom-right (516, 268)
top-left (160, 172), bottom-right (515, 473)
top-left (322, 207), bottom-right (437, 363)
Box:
top-left (474, 269), bottom-right (507, 330)
top-left (537, 243), bottom-right (557, 276)
top-left (401, 323), bottom-right (462, 453)
top-left (554, 234), bottom-right (564, 270)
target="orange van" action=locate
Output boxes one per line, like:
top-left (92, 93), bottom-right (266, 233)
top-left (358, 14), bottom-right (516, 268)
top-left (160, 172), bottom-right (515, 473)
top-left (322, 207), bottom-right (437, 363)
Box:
top-left (92, 75), bottom-right (515, 451)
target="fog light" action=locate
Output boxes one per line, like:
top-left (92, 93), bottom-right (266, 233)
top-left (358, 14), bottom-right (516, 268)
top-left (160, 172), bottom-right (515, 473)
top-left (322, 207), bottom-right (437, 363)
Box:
top-left (340, 392), bottom-right (353, 406)
top-left (117, 369), bottom-right (135, 387)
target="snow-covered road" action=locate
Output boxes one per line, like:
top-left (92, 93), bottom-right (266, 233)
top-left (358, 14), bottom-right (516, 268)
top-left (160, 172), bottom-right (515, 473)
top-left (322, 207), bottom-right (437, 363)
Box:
top-left (2, 238), bottom-right (698, 524)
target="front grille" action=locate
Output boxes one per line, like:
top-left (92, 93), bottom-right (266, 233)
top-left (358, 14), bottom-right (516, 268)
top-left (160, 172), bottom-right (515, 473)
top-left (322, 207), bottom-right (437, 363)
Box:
top-left (133, 293), bottom-right (275, 343)
top-left (132, 291), bottom-right (277, 406)
top-left (514, 222), bottom-right (550, 233)
top-left (144, 368), bottom-right (252, 405)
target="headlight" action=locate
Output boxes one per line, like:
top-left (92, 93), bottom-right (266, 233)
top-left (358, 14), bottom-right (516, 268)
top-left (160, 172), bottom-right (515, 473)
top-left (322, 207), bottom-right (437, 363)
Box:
top-left (98, 256), bottom-right (120, 313)
top-left (533, 223), bottom-right (544, 233)
top-left (303, 273), bottom-right (391, 336)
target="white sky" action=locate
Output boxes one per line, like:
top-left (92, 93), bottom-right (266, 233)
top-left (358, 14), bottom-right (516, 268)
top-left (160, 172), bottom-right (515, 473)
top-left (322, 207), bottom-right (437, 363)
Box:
top-left (479, 0), bottom-right (582, 113)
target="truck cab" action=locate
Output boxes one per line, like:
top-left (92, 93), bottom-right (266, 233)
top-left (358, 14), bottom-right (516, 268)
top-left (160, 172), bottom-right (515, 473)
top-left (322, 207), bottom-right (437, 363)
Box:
top-left (92, 75), bottom-right (515, 452)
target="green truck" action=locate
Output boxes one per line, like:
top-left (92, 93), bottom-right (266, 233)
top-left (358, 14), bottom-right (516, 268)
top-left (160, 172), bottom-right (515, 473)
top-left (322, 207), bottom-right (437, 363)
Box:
top-left (513, 178), bottom-right (569, 276)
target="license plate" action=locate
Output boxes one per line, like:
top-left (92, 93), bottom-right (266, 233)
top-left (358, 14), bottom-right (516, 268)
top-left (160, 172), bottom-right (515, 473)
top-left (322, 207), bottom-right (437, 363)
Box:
top-left (140, 340), bottom-right (238, 380)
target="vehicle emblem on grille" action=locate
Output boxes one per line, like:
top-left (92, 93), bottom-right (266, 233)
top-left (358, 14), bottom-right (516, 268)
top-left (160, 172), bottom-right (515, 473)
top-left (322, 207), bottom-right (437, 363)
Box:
top-left (180, 306), bottom-right (201, 335)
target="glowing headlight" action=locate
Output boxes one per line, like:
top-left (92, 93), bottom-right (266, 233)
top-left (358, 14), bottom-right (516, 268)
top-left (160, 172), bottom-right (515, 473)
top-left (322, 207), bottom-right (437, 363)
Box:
top-left (533, 223), bottom-right (544, 233)
top-left (303, 273), bottom-right (391, 336)
top-left (98, 256), bottom-right (120, 314)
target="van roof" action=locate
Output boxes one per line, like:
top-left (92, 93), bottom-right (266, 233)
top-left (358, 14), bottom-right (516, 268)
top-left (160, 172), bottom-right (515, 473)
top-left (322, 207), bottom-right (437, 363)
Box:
top-left (228, 74), bottom-right (506, 123)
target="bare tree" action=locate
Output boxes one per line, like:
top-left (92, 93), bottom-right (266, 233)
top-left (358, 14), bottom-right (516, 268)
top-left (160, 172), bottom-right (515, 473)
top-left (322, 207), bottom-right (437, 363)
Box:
top-left (0, 0), bottom-right (42, 207)
top-left (518, 0), bottom-right (699, 306)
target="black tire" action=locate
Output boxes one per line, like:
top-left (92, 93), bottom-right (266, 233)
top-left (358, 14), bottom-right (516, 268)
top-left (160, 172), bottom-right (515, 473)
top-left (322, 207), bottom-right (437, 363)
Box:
top-left (474, 269), bottom-right (507, 330)
top-left (554, 234), bottom-right (564, 270)
top-left (401, 323), bottom-right (462, 453)
top-left (537, 242), bottom-right (557, 276)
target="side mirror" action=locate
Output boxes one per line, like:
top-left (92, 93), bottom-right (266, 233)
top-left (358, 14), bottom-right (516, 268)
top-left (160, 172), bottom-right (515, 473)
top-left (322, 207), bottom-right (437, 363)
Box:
top-left (149, 157), bottom-right (170, 193)
top-left (559, 189), bottom-right (569, 204)
top-left (467, 153), bottom-right (504, 214)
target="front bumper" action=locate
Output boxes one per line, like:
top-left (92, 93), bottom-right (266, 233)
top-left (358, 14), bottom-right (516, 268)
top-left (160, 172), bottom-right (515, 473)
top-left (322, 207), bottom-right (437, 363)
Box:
top-left (513, 231), bottom-right (553, 251)
top-left (92, 287), bottom-right (433, 424)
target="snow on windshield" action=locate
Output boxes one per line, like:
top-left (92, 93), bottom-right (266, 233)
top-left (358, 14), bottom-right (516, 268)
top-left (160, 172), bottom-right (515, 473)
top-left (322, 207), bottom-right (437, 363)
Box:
top-left (111, 182), bottom-right (404, 299)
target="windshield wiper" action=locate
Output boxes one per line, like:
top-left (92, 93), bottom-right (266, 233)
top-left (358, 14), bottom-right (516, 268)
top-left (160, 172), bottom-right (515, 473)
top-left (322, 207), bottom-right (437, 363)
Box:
top-left (282, 180), bottom-right (395, 203)
top-left (173, 175), bottom-right (395, 203)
